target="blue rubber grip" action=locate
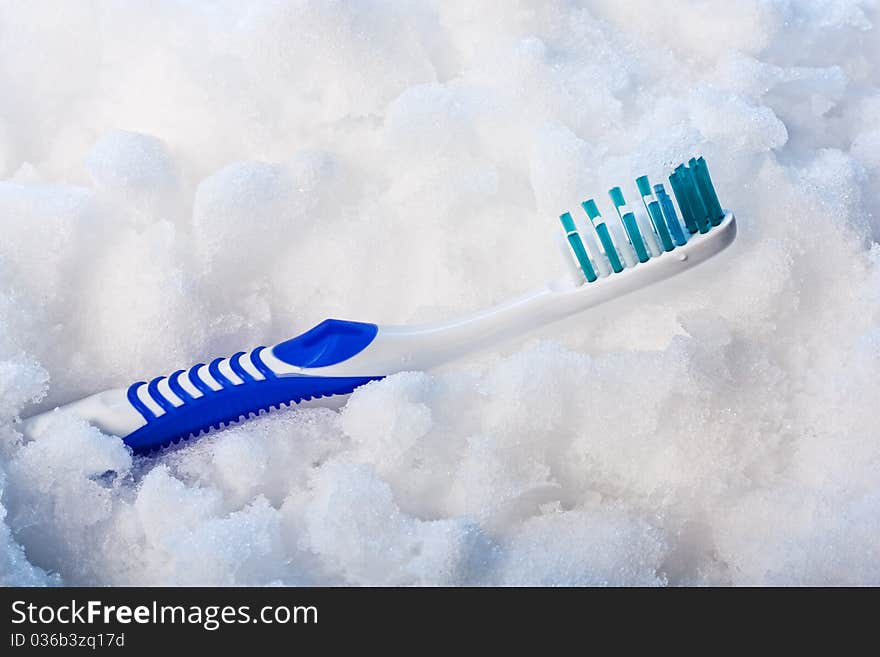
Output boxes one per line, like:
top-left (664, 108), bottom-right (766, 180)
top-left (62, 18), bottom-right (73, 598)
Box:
top-left (124, 319), bottom-right (380, 454)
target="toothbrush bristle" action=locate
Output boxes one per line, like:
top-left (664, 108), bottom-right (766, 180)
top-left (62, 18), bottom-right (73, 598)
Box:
top-left (559, 212), bottom-right (598, 282)
top-left (608, 186), bottom-right (650, 263)
top-left (654, 183), bottom-right (688, 247)
top-left (558, 157), bottom-right (725, 284)
top-left (692, 156), bottom-right (724, 225)
top-left (581, 198), bottom-right (624, 273)
top-left (637, 175), bottom-right (674, 252)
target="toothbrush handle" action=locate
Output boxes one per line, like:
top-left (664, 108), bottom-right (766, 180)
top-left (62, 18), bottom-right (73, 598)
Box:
top-left (121, 319), bottom-right (382, 453)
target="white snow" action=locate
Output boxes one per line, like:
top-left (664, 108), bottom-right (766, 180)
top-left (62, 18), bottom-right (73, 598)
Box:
top-left (1, 0), bottom-right (879, 586)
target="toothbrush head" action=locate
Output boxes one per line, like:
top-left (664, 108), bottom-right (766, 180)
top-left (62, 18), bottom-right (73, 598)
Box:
top-left (560, 157), bottom-right (728, 284)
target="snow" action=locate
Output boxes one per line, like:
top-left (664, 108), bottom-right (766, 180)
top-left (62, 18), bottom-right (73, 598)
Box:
top-left (1, 0), bottom-right (879, 586)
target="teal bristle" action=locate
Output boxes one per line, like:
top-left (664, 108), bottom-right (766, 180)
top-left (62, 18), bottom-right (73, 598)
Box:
top-left (683, 162), bottom-right (711, 233)
top-left (692, 157), bottom-right (724, 225)
top-left (559, 212), bottom-right (597, 283)
top-left (582, 199), bottom-right (600, 218)
top-left (675, 165), bottom-right (703, 233)
top-left (609, 186), bottom-right (650, 263)
top-left (582, 199), bottom-right (624, 273)
top-left (636, 174), bottom-right (674, 252)
top-left (654, 183), bottom-right (688, 247)
top-left (668, 166), bottom-right (700, 234)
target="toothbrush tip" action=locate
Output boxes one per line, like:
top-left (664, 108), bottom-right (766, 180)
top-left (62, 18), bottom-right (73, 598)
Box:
top-left (581, 199), bottom-right (600, 219)
top-left (559, 212), bottom-right (576, 232)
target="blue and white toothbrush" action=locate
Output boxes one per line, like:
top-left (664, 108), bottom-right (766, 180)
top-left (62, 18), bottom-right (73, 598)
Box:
top-left (20, 157), bottom-right (736, 454)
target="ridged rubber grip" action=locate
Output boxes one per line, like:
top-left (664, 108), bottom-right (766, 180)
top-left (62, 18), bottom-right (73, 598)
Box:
top-left (123, 320), bottom-right (380, 453)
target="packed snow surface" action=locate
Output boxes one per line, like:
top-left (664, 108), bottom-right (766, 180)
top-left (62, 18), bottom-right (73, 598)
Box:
top-left (1, 0), bottom-right (880, 586)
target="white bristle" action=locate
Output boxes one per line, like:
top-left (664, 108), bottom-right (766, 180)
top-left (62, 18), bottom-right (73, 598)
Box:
top-left (576, 214), bottom-right (611, 277)
top-left (634, 204), bottom-right (661, 257)
top-left (609, 217), bottom-right (637, 268)
top-left (555, 231), bottom-right (583, 285)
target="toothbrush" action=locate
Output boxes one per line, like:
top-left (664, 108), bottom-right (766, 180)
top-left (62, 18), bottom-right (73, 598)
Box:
top-left (20, 157), bottom-right (736, 454)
